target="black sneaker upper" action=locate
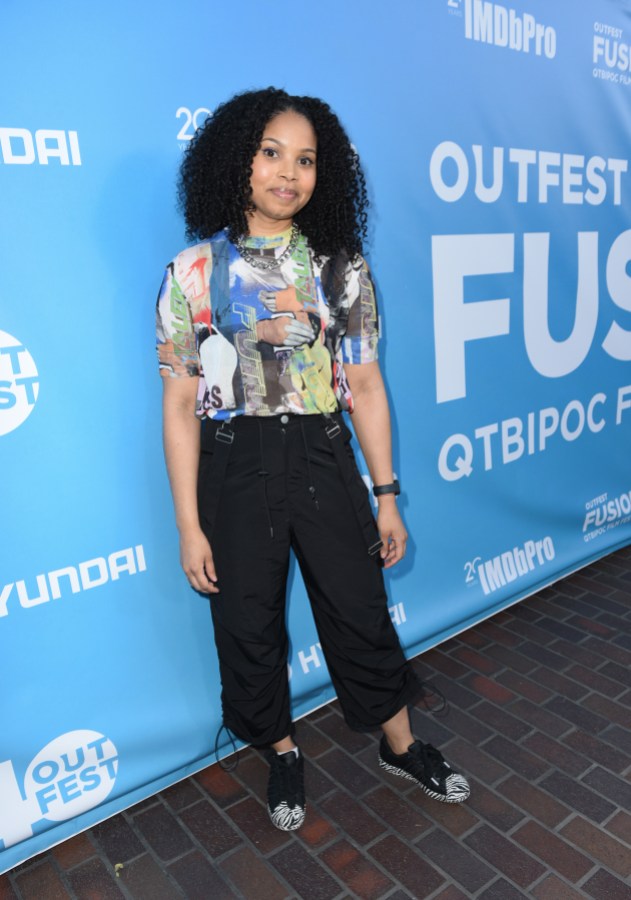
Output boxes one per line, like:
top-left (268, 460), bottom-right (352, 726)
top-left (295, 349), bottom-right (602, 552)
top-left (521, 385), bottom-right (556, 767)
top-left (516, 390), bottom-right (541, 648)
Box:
top-left (380, 736), bottom-right (455, 793)
top-left (267, 749), bottom-right (305, 812)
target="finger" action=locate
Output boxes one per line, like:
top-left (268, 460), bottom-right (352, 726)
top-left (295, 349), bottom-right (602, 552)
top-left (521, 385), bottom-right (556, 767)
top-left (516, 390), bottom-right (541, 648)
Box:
top-left (189, 567), bottom-right (215, 593)
top-left (186, 549), bottom-right (218, 593)
top-left (284, 321), bottom-right (313, 340)
top-left (193, 576), bottom-right (219, 595)
top-left (380, 536), bottom-right (395, 564)
top-left (379, 528), bottom-right (395, 554)
top-left (285, 319), bottom-right (313, 334)
top-left (283, 331), bottom-right (313, 346)
top-left (188, 573), bottom-right (206, 592)
top-left (196, 549), bottom-right (220, 592)
top-left (204, 550), bottom-right (217, 582)
top-left (204, 557), bottom-right (220, 593)
top-left (393, 536), bottom-right (407, 559)
top-left (383, 537), bottom-right (406, 567)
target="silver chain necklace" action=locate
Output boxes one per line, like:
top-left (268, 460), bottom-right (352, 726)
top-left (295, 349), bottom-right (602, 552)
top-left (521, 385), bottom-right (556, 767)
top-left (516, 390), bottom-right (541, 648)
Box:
top-left (235, 223), bottom-right (300, 271)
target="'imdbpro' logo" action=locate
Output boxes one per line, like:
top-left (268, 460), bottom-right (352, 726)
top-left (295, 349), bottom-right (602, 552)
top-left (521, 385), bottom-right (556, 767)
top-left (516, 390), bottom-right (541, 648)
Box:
top-left (0, 331), bottom-right (39, 435)
top-left (465, 536), bottom-right (555, 595)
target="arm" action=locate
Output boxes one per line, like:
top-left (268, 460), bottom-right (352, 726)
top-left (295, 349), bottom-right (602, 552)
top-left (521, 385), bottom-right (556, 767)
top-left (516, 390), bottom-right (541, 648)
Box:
top-left (162, 376), bottom-right (218, 593)
top-left (344, 360), bottom-right (407, 568)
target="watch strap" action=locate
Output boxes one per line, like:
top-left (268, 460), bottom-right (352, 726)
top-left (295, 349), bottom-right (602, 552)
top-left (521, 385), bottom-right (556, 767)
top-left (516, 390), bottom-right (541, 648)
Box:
top-left (373, 480), bottom-right (401, 497)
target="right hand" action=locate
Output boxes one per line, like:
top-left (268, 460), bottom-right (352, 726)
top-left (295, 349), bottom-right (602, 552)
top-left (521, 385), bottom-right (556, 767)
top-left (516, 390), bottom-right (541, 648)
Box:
top-left (257, 315), bottom-right (315, 348)
top-left (180, 528), bottom-right (219, 594)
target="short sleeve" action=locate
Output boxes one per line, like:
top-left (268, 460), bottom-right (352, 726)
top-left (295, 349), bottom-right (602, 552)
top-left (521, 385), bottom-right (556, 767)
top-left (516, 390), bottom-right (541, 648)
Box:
top-left (155, 262), bottom-right (200, 378)
top-left (340, 256), bottom-right (379, 364)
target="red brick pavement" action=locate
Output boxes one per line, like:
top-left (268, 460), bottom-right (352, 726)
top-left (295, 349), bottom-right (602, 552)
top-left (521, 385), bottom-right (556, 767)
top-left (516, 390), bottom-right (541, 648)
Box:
top-left (2, 545), bottom-right (631, 899)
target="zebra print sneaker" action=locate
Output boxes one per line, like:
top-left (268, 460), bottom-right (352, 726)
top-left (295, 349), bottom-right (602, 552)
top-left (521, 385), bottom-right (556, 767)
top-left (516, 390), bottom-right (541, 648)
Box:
top-left (267, 748), bottom-right (306, 831)
top-left (378, 737), bottom-right (470, 803)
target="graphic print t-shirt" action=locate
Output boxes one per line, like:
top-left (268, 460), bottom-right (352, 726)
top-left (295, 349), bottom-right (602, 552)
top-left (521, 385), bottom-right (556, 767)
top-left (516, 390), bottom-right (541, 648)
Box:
top-left (156, 228), bottom-right (379, 420)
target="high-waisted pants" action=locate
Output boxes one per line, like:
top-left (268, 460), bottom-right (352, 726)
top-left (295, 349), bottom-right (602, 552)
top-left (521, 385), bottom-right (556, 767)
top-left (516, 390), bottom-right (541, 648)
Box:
top-left (197, 412), bottom-right (422, 748)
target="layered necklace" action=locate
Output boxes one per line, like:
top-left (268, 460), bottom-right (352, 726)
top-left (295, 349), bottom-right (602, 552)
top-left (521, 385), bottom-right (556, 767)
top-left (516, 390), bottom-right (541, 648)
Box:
top-left (235, 223), bottom-right (300, 271)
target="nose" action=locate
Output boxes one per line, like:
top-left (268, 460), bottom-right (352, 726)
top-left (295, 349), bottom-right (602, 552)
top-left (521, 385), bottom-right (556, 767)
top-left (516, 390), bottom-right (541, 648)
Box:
top-left (279, 161), bottom-right (298, 181)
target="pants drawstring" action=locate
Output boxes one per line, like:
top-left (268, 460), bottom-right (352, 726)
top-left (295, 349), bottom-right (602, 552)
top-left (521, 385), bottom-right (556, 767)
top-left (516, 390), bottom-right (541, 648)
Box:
top-left (257, 419), bottom-right (274, 539)
top-left (299, 418), bottom-right (319, 510)
top-left (214, 723), bottom-right (240, 771)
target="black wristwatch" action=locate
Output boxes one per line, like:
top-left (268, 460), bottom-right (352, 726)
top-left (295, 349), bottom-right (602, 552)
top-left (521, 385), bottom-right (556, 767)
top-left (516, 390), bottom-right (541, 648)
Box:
top-left (373, 480), bottom-right (401, 497)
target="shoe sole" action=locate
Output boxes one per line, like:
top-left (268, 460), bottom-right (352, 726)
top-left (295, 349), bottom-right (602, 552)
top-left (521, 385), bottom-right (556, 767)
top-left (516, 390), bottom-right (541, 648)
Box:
top-left (378, 757), bottom-right (470, 804)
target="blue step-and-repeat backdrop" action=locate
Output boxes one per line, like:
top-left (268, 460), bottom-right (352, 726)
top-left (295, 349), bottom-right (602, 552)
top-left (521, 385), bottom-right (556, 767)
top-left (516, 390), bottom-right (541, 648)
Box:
top-left (1, 0), bottom-right (630, 870)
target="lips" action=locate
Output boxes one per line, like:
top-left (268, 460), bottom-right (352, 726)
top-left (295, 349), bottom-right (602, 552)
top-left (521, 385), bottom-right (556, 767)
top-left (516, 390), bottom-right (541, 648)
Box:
top-left (271, 188), bottom-right (298, 200)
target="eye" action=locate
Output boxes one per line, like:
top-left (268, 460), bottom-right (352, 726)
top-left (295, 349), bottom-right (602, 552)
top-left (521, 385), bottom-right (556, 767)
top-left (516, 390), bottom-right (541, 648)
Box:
top-left (299, 157), bottom-right (315, 167)
top-left (261, 147), bottom-right (278, 158)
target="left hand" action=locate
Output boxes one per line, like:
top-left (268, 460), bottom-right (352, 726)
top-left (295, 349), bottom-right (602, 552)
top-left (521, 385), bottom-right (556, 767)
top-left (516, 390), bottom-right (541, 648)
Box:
top-left (377, 501), bottom-right (408, 568)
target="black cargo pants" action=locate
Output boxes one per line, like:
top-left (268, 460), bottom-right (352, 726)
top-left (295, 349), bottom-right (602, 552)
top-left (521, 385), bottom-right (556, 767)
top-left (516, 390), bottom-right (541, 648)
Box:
top-left (197, 412), bottom-right (422, 747)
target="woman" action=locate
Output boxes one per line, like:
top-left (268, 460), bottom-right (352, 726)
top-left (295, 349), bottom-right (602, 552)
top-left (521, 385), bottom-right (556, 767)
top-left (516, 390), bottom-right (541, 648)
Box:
top-left (156, 87), bottom-right (469, 832)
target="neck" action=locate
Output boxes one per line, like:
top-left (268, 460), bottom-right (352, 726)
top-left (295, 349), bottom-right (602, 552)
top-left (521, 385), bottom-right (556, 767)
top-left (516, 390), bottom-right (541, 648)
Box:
top-left (246, 210), bottom-right (294, 238)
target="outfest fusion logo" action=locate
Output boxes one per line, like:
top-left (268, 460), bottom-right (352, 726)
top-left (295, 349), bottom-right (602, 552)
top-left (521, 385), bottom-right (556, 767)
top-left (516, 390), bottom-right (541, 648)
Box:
top-left (583, 490), bottom-right (631, 541)
top-left (593, 21), bottom-right (631, 86)
top-left (429, 133), bottom-right (631, 482)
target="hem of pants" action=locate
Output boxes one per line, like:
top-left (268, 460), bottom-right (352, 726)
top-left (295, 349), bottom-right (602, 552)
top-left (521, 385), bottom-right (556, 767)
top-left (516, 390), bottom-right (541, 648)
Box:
top-left (223, 670), bottom-right (425, 745)
top-left (222, 716), bottom-right (296, 750)
top-left (340, 669), bottom-right (428, 734)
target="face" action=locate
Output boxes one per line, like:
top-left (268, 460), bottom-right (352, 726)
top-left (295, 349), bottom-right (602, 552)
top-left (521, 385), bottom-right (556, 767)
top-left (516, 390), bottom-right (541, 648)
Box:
top-left (247, 110), bottom-right (317, 235)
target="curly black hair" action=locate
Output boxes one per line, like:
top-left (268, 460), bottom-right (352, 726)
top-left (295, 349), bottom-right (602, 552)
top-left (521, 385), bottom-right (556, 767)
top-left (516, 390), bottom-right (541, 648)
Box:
top-left (178, 87), bottom-right (368, 260)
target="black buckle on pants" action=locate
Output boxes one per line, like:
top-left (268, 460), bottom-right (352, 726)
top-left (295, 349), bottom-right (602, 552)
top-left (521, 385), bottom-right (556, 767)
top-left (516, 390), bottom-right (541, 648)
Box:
top-left (216, 423), bottom-right (235, 444)
top-left (325, 420), bottom-right (341, 439)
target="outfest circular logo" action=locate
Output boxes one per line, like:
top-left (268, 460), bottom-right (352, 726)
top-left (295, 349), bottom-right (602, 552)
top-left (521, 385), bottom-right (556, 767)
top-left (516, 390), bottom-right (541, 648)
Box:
top-left (0, 330), bottom-right (39, 436)
top-left (0, 730), bottom-right (119, 849)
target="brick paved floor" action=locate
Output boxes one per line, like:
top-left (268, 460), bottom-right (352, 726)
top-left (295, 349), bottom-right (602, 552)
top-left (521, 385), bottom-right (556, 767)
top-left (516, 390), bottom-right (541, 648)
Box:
top-left (2, 546), bottom-right (631, 899)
